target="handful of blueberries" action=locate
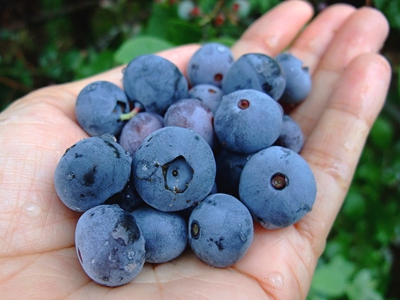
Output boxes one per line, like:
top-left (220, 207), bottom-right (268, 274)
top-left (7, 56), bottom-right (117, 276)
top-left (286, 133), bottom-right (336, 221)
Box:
top-left (54, 43), bottom-right (317, 287)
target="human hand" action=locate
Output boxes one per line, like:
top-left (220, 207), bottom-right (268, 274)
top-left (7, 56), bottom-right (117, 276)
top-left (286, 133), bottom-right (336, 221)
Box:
top-left (0, 1), bottom-right (391, 299)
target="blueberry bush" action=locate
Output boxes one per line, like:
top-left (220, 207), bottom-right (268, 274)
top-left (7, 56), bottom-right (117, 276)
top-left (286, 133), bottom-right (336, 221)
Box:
top-left (1, 0), bottom-right (399, 298)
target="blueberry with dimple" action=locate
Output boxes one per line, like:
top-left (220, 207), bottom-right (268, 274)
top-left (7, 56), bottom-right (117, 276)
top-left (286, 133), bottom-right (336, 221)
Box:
top-left (188, 193), bottom-right (254, 268)
top-left (164, 98), bottom-right (217, 149)
top-left (221, 53), bottom-right (286, 100)
top-left (133, 126), bottom-right (216, 212)
top-left (213, 89), bottom-right (283, 154)
top-left (123, 54), bottom-right (188, 115)
top-left (187, 42), bottom-right (234, 88)
top-left (75, 80), bottom-right (131, 137)
top-left (239, 146), bottom-right (317, 229)
top-left (275, 52), bottom-right (312, 104)
top-left (188, 84), bottom-right (223, 114)
top-left (131, 206), bottom-right (187, 263)
top-left (119, 112), bottom-right (164, 156)
top-left (75, 204), bottom-right (146, 287)
top-left (54, 134), bottom-right (132, 212)
top-left (274, 114), bottom-right (304, 153)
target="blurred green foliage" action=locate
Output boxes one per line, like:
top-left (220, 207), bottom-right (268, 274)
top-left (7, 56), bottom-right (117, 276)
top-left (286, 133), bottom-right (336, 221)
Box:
top-left (0, 0), bottom-right (399, 298)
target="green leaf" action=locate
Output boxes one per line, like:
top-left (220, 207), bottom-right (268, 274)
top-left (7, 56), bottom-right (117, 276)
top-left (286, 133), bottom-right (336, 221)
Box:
top-left (75, 50), bottom-right (115, 79)
top-left (146, 3), bottom-right (176, 39)
top-left (249, 0), bottom-right (280, 13)
top-left (369, 116), bottom-right (394, 150)
top-left (209, 37), bottom-right (237, 47)
top-left (114, 36), bottom-right (174, 64)
top-left (373, 0), bottom-right (400, 29)
top-left (343, 188), bottom-right (366, 219)
top-left (166, 19), bottom-right (203, 45)
top-left (346, 269), bottom-right (383, 300)
top-left (311, 256), bottom-right (355, 297)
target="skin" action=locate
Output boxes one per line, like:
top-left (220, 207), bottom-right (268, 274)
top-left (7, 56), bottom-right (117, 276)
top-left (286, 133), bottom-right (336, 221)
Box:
top-left (0, 1), bottom-right (391, 299)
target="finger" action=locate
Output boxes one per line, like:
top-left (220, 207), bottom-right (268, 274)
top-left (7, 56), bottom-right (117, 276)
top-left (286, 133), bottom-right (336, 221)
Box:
top-left (292, 7), bottom-right (389, 139)
top-left (65, 44), bottom-right (200, 97)
top-left (231, 0), bottom-right (314, 58)
top-left (288, 4), bottom-right (356, 74)
top-left (296, 53), bottom-right (391, 257)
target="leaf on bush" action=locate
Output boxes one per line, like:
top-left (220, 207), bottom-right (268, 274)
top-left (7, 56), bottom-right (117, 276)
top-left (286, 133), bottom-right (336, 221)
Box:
top-left (114, 36), bottom-right (174, 64)
top-left (311, 256), bottom-right (355, 297)
top-left (373, 0), bottom-right (400, 29)
top-left (75, 50), bottom-right (115, 79)
top-left (345, 269), bottom-right (383, 300)
top-left (166, 20), bottom-right (203, 45)
top-left (369, 116), bottom-right (394, 150)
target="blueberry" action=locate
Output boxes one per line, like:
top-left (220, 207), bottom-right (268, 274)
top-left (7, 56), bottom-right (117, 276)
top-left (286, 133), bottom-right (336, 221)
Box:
top-left (187, 42), bottom-right (234, 88)
top-left (75, 204), bottom-right (146, 287)
top-left (105, 177), bottom-right (145, 212)
top-left (54, 134), bottom-right (132, 212)
top-left (239, 146), bottom-right (317, 229)
top-left (215, 149), bottom-right (252, 198)
top-left (213, 89), bottom-right (283, 154)
top-left (119, 112), bottom-right (164, 156)
top-left (188, 84), bottom-right (223, 114)
top-left (275, 52), bottom-right (312, 104)
top-left (188, 193), bottom-right (254, 268)
top-left (75, 80), bottom-right (131, 137)
top-left (133, 126), bottom-right (216, 212)
top-left (274, 114), bottom-right (304, 153)
top-left (123, 54), bottom-right (188, 115)
top-left (131, 206), bottom-right (187, 263)
top-left (221, 53), bottom-right (286, 100)
top-left (164, 98), bottom-right (217, 149)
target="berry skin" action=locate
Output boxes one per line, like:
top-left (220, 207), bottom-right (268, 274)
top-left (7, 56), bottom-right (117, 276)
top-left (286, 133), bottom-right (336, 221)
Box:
top-left (75, 204), bottom-right (146, 287)
top-left (275, 52), bottom-right (312, 104)
top-left (75, 80), bottom-right (131, 137)
top-left (105, 177), bottom-right (145, 212)
top-left (187, 42), bottom-right (234, 88)
top-left (164, 98), bottom-right (217, 149)
top-left (54, 134), bottom-right (132, 212)
top-left (221, 53), bottom-right (286, 100)
top-left (274, 114), bottom-right (304, 153)
top-left (131, 206), bottom-right (187, 263)
top-left (188, 84), bottom-right (223, 114)
top-left (123, 54), bottom-right (188, 115)
top-left (215, 148), bottom-right (252, 198)
top-left (239, 146), bottom-right (317, 229)
top-left (133, 126), bottom-right (216, 212)
top-left (188, 193), bottom-right (254, 268)
top-left (118, 112), bottom-right (164, 156)
top-left (213, 89), bottom-right (283, 154)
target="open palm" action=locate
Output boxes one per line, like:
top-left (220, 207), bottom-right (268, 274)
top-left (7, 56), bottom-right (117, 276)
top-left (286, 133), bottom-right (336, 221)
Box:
top-left (0, 1), bottom-right (391, 299)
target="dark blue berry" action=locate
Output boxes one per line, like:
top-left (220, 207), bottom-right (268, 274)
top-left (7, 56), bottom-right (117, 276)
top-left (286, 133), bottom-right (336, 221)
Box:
top-left (75, 81), bottom-right (130, 137)
top-left (239, 146), bottom-right (316, 229)
top-left (275, 52), bottom-right (312, 104)
top-left (132, 206), bottom-right (187, 263)
top-left (188, 193), bottom-right (254, 268)
top-left (221, 53), bottom-right (286, 100)
top-left (213, 89), bottom-right (283, 154)
top-left (133, 126), bottom-right (216, 212)
top-left (75, 204), bottom-right (146, 287)
top-left (274, 114), bottom-right (304, 153)
top-left (54, 134), bottom-right (132, 212)
top-left (123, 54), bottom-right (188, 115)
top-left (187, 43), bottom-right (234, 88)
